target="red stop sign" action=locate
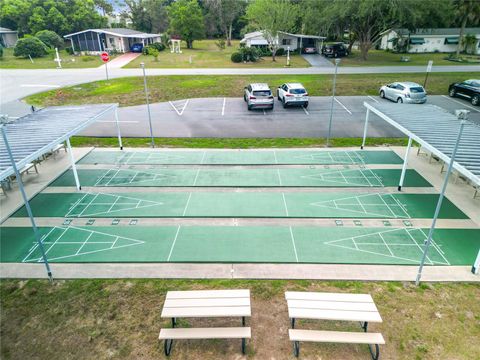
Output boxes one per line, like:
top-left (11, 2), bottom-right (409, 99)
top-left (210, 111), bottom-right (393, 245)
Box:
top-left (101, 52), bottom-right (109, 62)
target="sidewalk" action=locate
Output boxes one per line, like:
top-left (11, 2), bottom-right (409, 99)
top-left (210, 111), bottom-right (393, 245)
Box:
top-left (101, 52), bottom-right (141, 69)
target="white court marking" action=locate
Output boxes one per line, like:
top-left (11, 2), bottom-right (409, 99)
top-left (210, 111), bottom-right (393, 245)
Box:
top-left (167, 225), bottom-right (182, 261)
top-left (325, 228), bottom-right (449, 265)
top-left (441, 95), bottom-right (480, 112)
top-left (334, 98), bottom-right (352, 115)
top-left (169, 99), bottom-right (189, 116)
top-left (289, 226), bottom-right (299, 263)
top-left (94, 169), bottom-right (178, 186)
top-left (300, 168), bottom-right (384, 187)
top-left (65, 192), bottom-right (164, 217)
top-left (23, 226), bottom-right (145, 263)
top-left (117, 152), bottom-right (189, 164)
top-left (310, 193), bottom-right (410, 218)
top-left (293, 151), bottom-right (365, 164)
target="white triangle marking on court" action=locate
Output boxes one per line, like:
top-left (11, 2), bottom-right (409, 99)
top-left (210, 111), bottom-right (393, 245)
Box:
top-left (95, 169), bottom-right (178, 186)
top-left (310, 193), bottom-right (409, 218)
top-left (23, 226), bottom-right (145, 263)
top-left (65, 192), bottom-right (164, 217)
top-left (300, 169), bottom-right (382, 187)
top-left (169, 99), bottom-right (189, 116)
top-left (324, 228), bottom-right (449, 265)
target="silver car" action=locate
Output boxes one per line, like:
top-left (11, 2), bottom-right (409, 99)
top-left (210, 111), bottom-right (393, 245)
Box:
top-left (379, 82), bottom-right (427, 104)
top-left (244, 83), bottom-right (274, 110)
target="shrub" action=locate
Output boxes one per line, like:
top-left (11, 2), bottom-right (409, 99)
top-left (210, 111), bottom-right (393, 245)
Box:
top-left (149, 42), bottom-right (165, 52)
top-left (35, 30), bottom-right (64, 49)
top-left (0, 46), bottom-right (3, 58)
top-left (275, 48), bottom-right (285, 56)
top-left (239, 46), bottom-right (260, 62)
top-left (215, 39), bottom-right (226, 50)
top-left (14, 37), bottom-right (47, 58)
top-left (142, 45), bottom-right (150, 55)
top-left (65, 47), bottom-right (73, 55)
top-left (231, 52), bottom-right (242, 63)
top-left (149, 48), bottom-right (159, 61)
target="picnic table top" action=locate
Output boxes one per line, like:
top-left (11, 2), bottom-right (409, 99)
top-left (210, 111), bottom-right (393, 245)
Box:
top-left (161, 289), bottom-right (251, 318)
top-left (286, 291), bottom-right (382, 323)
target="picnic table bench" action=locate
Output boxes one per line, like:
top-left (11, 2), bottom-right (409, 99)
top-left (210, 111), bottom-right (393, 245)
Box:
top-left (286, 291), bottom-right (385, 359)
top-left (159, 289), bottom-right (251, 356)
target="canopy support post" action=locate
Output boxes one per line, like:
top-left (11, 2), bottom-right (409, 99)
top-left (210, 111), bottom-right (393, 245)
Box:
top-left (66, 138), bottom-right (81, 191)
top-left (398, 137), bottom-right (412, 191)
top-left (361, 108), bottom-right (370, 149)
top-left (416, 121), bottom-right (465, 286)
top-left (472, 248), bottom-right (480, 275)
top-left (114, 107), bottom-right (123, 150)
top-left (1, 126), bottom-right (53, 282)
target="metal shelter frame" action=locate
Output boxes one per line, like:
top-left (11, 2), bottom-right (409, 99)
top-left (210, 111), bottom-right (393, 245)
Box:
top-left (0, 104), bottom-right (121, 280)
top-left (361, 102), bottom-right (480, 281)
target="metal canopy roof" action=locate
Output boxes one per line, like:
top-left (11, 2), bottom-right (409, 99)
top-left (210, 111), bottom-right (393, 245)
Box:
top-left (0, 104), bottom-right (117, 181)
top-left (364, 102), bottom-right (480, 186)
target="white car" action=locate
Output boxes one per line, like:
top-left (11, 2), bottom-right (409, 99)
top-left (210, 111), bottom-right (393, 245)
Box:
top-left (277, 83), bottom-right (309, 108)
top-left (243, 83), bottom-right (274, 111)
top-left (379, 82), bottom-right (427, 104)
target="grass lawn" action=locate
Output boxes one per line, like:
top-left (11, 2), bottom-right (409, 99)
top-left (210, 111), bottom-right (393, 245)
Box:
top-left (70, 136), bottom-right (409, 148)
top-left (334, 49), bottom-right (480, 67)
top-left (25, 71), bottom-right (478, 107)
top-left (124, 40), bottom-right (309, 68)
top-left (0, 48), bottom-right (117, 69)
top-left (1, 279), bottom-right (479, 359)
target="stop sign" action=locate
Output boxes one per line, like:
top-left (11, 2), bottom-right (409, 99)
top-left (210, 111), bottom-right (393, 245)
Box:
top-left (101, 51), bottom-right (109, 62)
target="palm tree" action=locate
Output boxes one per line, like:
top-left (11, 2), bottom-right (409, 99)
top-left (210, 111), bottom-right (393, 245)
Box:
top-left (455, 0), bottom-right (480, 57)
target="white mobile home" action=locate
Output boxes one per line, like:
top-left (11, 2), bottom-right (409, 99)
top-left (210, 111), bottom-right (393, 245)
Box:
top-left (64, 28), bottom-right (161, 54)
top-left (240, 31), bottom-right (325, 52)
top-left (0, 27), bottom-right (18, 48)
top-left (379, 28), bottom-right (480, 54)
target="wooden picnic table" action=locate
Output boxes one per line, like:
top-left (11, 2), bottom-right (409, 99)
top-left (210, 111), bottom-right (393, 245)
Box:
top-left (159, 289), bottom-right (252, 356)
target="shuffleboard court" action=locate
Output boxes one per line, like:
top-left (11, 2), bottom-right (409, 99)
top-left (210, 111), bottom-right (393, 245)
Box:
top-left (12, 192), bottom-right (467, 219)
top-left (1, 226), bottom-right (478, 265)
top-left (51, 168), bottom-right (431, 188)
top-left (78, 150), bottom-right (404, 165)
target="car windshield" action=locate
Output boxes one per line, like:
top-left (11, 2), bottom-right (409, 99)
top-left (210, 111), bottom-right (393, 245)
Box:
top-left (253, 90), bottom-right (271, 96)
top-left (290, 88), bottom-right (306, 94)
top-left (469, 80), bottom-right (480, 88)
top-left (410, 87), bottom-right (425, 93)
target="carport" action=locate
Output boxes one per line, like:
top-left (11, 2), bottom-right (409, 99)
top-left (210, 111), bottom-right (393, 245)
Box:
top-left (0, 103), bottom-right (120, 280)
top-left (361, 102), bottom-right (480, 278)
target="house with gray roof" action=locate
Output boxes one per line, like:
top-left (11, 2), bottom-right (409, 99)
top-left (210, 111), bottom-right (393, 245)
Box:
top-left (240, 31), bottom-right (325, 53)
top-left (0, 27), bottom-right (18, 48)
top-left (64, 28), bottom-right (161, 54)
top-left (379, 28), bottom-right (480, 54)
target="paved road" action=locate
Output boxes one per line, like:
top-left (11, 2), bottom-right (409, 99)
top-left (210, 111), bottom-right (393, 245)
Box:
top-left (1, 64), bottom-right (479, 106)
top-left (75, 95), bottom-right (479, 138)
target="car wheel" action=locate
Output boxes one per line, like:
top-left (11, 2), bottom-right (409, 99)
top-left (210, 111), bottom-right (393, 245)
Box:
top-left (304, 102), bottom-right (309, 108)
top-left (334, 53), bottom-right (338, 58)
top-left (277, 93), bottom-right (281, 101)
top-left (397, 97), bottom-right (403, 103)
top-left (244, 94), bottom-right (247, 102)
top-left (270, 105), bottom-right (274, 110)
top-left (380, 90), bottom-right (385, 98)
top-left (282, 98), bottom-right (287, 108)
top-left (472, 95), bottom-right (479, 106)
top-left (247, 104), bottom-right (252, 111)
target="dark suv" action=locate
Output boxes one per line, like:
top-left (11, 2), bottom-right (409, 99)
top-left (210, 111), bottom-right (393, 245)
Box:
top-left (448, 79), bottom-right (480, 106)
top-left (322, 43), bottom-right (349, 58)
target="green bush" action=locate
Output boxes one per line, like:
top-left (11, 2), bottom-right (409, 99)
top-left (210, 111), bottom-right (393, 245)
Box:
top-left (142, 45), bottom-right (150, 55)
top-left (65, 47), bottom-right (74, 55)
top-left (231, 52), bottom-right (243, 63)
top-left (239, 46), bottom-right (260, 62)
top-left (149, 42), bottom-right (165, 52)
top-left (149, 48), bottom-right (160, 61)
top-left (13, 37), bottom-right (47, 58)
top-left (0, 46), bottom-right (3, 58)
top-left (275, 48), bottom-right (285, 56)
top-left (35, 30), bottom-right (64, 49)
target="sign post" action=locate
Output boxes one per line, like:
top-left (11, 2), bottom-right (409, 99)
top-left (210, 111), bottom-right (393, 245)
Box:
top-left (424, 60), bottom-right (433, 89)
top-left (54, 47), bottom-right (62, 69)
top-left (101, 51), bottom-right (110, 80)
top-left (327, 58), bottom-right (341, 147)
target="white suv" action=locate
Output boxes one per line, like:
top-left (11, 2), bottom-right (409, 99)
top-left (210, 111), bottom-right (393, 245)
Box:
top-left (277, 83), bottom-right (309, 108)
top-left (244, 83), bottom-right (274, 110)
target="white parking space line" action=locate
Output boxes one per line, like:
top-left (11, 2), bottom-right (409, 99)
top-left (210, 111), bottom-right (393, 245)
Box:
top-left (334, 97), bottom-right (352, 115)
top-left (20, 84), bottom-right (60, 88)
top-left (302, 106), bottom-right (309, 115)
top-left (441, 95), bottom-right (480, 112)
top-left (97, 120), bottom-right (139, 123)
top-left (221, 97), bottom-right (226, 116)
top-left (263, 109), bottom-right (266, 115)
top-left (169, 100), bottom-right (189, 116)
top-left (367, 96), bottom-right (379, 103)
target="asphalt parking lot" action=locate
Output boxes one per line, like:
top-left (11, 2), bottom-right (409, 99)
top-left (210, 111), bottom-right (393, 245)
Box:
top-left (80, 94), bottom-right (480, 138)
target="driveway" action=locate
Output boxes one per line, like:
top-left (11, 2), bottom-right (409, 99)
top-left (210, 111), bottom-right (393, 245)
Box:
top-left (301, 54), bottom-right (333, 67)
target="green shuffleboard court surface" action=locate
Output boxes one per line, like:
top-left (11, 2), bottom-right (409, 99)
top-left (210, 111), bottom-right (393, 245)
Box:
top-left (79, 150), bottom-right (404, 165)
top-left (52, 168), bottom-right (431, 188)
top-left (1, 226), bottom-right (478, 265)
top-left (13, 192), bottom-right (467, 219)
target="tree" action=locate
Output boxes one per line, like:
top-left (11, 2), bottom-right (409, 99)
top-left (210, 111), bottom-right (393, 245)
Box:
top-left (35, 30), bottom-right (64, 49)
top-left (454, 0), bottom-right (480, 56)
top-left (204, 0), bottom-right (246, 46)
top-left (168, 0), bottom-right (205, 49)
top-left (125, 0), bottom-right (169, 34)
top-left (94, 0), bottom-right (114, 16)
top-left (246, 0), bottom-right (299, 61)
top-left (13, 37), bottom-right (47, 58)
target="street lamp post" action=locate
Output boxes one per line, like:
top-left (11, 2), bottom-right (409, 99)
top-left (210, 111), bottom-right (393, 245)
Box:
top-left (327, 58), bottom-right (341, 147)
top-left (140, 62), bottom-right (155, 148)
